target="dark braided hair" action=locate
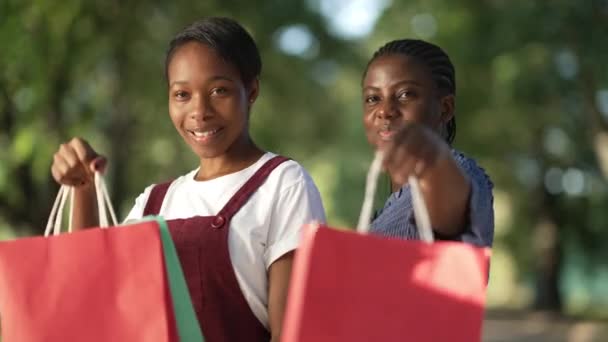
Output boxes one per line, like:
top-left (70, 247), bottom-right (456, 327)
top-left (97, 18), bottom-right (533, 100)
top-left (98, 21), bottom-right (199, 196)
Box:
top-left (364, 39), bottom-right (457, 145)
top-left (165, 17), bottom-right (262, 86)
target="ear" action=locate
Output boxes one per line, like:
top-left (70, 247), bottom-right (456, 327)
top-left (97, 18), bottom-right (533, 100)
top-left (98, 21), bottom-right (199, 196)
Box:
top-left (247, 78), bottom-right (260, 105)
top-left (439, 94), bottom-right (455, 124)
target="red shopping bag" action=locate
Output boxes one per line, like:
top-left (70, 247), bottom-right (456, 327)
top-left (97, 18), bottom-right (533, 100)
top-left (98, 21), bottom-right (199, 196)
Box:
top-left (0, 221), bottom-right (176, 341)
top-left (282, 152), bottom-right (490, 342)
top-left (0, 175), bottom-right (203, 341)
top-left (282, 224), bottom-right (489, 342)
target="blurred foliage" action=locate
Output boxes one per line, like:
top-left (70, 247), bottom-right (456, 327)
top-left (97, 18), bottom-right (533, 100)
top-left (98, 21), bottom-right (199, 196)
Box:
top-left (1, 0), bottom-right (607, 317)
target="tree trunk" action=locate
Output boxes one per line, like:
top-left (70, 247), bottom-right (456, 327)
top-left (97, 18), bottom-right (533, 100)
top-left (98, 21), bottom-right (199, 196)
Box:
top-left (532, 188), bottom-right (563, 311)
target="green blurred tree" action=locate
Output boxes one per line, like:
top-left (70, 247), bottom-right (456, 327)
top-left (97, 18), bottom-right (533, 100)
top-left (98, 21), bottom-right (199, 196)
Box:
top-left (0, 0), bottom-right (357, 230)
top-left (1, 0), bottom-right (607, 317)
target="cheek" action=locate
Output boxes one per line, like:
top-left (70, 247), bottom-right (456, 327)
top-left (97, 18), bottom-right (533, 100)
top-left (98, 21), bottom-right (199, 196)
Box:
top-left (168, 104), bottom-right (183, 128)
top-left (404, 102), bottom-right (439, 125)
top-left (219, 92), bottom-right (248, 115)
top-left (362, 113), bottom-right (377, 145)
top-left (231, 88), bottom-right (249, 110)
top-left (362, 110), bottom-right (375, 126)
top-left (425, 101), bottom-right (443, 126)
top-left (238, 100), bottom-right (250, 117)
top-left (223, 100), bottom-right (248, 122)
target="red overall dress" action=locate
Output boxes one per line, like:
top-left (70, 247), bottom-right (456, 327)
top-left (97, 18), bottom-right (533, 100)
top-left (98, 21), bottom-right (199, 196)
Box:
top-left (143, 156), bottom-right (289, 341)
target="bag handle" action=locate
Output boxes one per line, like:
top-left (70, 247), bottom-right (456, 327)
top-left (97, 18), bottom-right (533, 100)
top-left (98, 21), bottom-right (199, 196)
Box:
top-left (44, 172), bottom-right (118, 237)
top-left (356, 151), bottom-right (434, 243)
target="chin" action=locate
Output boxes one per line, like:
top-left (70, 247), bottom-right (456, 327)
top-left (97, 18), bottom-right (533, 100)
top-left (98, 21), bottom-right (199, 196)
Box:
top-left (197, 149), bottom-right (227, 159)
top-left (365, 135), bottom-right (376, 147)
top-left (367, 137), bottom-right (385, 149)
top-left (186, 144), bottom-right (227, 160)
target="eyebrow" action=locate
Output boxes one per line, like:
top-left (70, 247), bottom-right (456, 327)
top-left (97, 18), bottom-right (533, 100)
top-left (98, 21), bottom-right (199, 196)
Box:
top-left (169, 75), bottom-right (236, 88)
top-left (363, 80), bottom-right (423, 91)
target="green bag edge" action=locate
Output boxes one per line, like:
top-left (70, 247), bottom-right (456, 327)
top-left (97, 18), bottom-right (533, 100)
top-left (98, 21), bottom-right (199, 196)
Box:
top-left (145, 216), bottom-right (205, 342)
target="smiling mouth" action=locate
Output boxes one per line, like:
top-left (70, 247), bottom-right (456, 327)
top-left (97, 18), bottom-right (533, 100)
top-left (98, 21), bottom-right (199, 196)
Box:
top-left (378, 129), bottom-right (395, 141)
top-left (187, 127), bottom-right (223, 142)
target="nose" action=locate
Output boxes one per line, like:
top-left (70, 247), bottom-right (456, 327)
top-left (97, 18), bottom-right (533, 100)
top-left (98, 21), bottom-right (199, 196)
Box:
top-left (189, 94), bottom-right (213, 121)
top-left (375, 98), bottom-right (398, 121)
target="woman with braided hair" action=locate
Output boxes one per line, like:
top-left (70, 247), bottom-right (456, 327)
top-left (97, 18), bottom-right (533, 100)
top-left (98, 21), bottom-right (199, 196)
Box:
top-left (362, 39), bottom-right (494, 247)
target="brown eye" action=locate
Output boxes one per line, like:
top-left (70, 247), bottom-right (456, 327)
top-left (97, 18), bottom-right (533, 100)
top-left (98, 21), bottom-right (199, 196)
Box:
top-left (211, 87), bottom-right (228, 96)
top-left (174, 90), bottom-right (190, 100)
top-left (398, 91), bottom-right (414, 100)
top-left (365, 95), bottom-right (380, 104)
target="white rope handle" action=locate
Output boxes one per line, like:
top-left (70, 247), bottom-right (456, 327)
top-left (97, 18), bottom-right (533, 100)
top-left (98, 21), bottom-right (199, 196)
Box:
top-left (356, 150), bottom-right (434, 243)
top-left (95, 172), bottom-right (118, 228)
top-left (100, 176), bottom-right (118, 226)
top-left (53, 186), bottom-right (72, 236)
top-left (357, 151), bottom-right (384, 234)
top-left (44, 186), bottom-right (65, 236)
top-left (44, 172), bottom-right (118, 237)
top-left (95, 173), bottom-right (108, 228)
top-left (408, 175), bottom-right (434, 243)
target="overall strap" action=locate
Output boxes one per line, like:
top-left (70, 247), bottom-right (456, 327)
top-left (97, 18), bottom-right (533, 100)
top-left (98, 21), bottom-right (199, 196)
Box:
top-left (142, 181), bottom-right (173, 216)
top-left (210, 156), bottom-right (290, 229)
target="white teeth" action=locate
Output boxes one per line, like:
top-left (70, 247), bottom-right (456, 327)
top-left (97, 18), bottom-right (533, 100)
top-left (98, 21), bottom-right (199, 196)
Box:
top-left (191, 129), bottom-right (218, 137)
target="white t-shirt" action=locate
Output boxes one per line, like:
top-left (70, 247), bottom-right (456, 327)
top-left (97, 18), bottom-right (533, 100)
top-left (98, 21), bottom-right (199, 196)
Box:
top-left (124, 152), bottom-right (326, 328)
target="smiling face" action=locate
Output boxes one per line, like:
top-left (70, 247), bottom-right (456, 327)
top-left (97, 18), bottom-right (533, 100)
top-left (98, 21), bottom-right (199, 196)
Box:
top-left (362, 54), bottom-right (452, 148)
top-left (167, 41), bottom-right (257, 159)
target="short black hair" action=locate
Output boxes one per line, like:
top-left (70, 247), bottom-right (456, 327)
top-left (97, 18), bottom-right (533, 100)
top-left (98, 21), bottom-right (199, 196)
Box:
top-left (364, 39), bottom-right (457, 145)
top-left (165, 17), bottom-right (262, 86)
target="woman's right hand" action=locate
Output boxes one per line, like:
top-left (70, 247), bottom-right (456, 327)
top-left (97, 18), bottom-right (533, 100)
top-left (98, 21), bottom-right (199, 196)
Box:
top-left (51, 137), bottom-right (106, 187)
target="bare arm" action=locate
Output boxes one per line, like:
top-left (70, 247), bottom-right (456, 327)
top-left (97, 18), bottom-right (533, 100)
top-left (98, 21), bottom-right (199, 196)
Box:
top-left (417, 148), bottom-right (470, 236)
top-left (71, 184), bottom-right (99, 229)
top-left (267, 251), bottom-right (294, 342)
top-left (384, 124), bottom-right (471, 237)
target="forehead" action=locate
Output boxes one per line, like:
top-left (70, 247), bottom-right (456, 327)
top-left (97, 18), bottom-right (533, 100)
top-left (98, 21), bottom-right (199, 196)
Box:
top-left (167, 41), bottom-right (240, 83)
top-left (363, 54), bottom-right (434, 88)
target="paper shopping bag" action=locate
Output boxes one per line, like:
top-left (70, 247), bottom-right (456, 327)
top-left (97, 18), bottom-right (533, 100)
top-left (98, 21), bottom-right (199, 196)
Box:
top-left (282, 224), bottom-right (489, 342)
top-left (0, 219), bottom-right (203, 341)
top-left (282, 152), bottom-right (490, 342)
top-left (0, 176), bottom-right (203, 341)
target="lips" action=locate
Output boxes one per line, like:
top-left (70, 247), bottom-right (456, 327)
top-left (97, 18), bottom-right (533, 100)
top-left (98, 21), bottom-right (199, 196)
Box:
top-left (377, 127), bottom-right (396, 141)
top-left (378, 129), bottom-right (395, 139)
top-left (186, 127), bottom-right (224, 143)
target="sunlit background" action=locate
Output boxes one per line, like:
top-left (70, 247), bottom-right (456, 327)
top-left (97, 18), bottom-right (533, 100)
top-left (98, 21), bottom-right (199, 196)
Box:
top-left (1, 0), bottom-right (607, 340)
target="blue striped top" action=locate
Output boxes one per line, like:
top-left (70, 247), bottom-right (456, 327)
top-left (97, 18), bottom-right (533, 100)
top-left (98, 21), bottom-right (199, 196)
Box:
top-left (369, 150), bottom-right (494, 247)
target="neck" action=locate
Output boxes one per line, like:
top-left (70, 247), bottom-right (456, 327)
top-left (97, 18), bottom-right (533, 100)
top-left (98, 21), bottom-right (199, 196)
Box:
top-left (389, 174), bottom-right (403, 193)
top-left (196, 136), bottom-right (264, 181)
